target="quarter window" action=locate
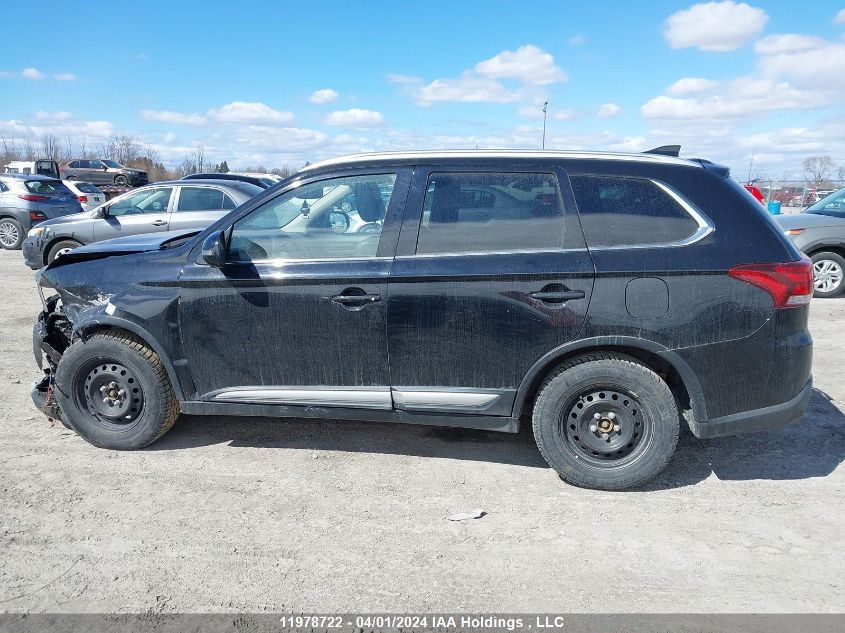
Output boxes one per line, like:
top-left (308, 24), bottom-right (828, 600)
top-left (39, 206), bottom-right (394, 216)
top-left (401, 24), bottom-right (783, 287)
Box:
top-left (228, 173), bottom-right (396, 262)
top-left (416, 172), bottom-right (565, 255)
top-left (570, 175), bottom-right (701, 247)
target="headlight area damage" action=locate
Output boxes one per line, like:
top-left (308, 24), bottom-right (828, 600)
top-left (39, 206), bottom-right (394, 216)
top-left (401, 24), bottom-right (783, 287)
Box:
top-left (31, 268), bottom-right (118, 423)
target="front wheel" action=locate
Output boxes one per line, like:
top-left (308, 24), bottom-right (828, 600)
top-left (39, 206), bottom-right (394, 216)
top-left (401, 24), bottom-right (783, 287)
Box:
top-left (811, 252), bottom-right (845, 298)
top-left (532, 353), bottom-right (680, 490)
top-left (47, 239), bottom-right (82, 263)
top-left (53, 331), bottom-right (179, 449)
top-left (0, 218), bottom-right (24, 250)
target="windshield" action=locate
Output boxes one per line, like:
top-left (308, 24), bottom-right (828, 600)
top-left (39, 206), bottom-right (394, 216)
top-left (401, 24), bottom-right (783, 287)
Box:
top-left (101, 160), bottom-right (125, 169)
top-left (806, 188), bottom-right (845, 218)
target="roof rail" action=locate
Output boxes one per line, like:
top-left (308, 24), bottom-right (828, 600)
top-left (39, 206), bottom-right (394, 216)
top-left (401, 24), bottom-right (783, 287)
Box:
top-left (644, 145), bottom-right (681, 157)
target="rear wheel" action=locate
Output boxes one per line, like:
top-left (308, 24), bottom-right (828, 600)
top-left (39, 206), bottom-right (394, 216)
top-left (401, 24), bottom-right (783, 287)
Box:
top-left (0, 218), bottom-right (23, 250)
top-left (810, 252), bottom-right (845, 298)
top-left (532, 353), bottom-right (680, 490)
top-left (114, 175), bottom-right (129, 186)
top-left (53, 331), bottom-right (179, 449)
top-left (47, 239), bottom-right (82, 263)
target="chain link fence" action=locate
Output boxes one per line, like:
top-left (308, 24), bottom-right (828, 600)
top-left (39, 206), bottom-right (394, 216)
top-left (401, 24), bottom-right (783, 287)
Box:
top-left (744, 180), bottom-right (845, 214)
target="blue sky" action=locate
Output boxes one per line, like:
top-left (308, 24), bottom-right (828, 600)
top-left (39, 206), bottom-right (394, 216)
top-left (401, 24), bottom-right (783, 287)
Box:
top-left (1, 1), bottom-right (844, 176)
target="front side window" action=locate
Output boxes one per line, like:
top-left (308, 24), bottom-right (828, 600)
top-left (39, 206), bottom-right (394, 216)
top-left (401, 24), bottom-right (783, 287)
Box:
top-left (228, 173), bottom-right (396, 262)
top-left (85, 160), bottom-right (103, 169)
top-left (416, 172), bottom-right (565, 255)
top-left (108, 187), bottom-right (172, 216)
top-left (570, 175), bottom-right (701, 248)
top-left (176, 187), bottom-right (234, 212)
top-left (102, 160), bottom-right (123, 169)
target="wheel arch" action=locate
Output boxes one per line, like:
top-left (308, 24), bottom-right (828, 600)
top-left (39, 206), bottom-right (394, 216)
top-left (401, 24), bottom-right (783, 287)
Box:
top-left (803, 242), bottom-right (845, 259)
top-left (73, 317), bottom-right (187, 401)
top-left (513, 337), bottom-right (708, 422)
top-left (43, 236), bottom-right (83, 265)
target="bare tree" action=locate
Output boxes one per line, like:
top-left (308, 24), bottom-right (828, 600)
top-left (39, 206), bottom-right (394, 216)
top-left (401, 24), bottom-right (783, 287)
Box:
top-left (39, 134), bottom-right (62, 161)
top-left (803, 156), bottom-right (837, 189)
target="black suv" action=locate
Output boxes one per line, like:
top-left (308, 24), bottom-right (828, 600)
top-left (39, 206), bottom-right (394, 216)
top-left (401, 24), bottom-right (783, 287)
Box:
top-left (31, 148), bottom-right (813, 490)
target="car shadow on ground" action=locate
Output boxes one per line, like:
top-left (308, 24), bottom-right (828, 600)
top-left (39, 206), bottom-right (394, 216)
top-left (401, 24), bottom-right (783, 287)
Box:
top-left (150, 389), bottom-right (845, 489)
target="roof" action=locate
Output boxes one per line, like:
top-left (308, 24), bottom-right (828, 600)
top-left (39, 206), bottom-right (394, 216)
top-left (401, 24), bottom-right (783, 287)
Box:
top-left (299, 149), bottom-right (703, 173)
top-left (0, 173), bottom-right (60, 181)
top-left (150, 179), bottom-right (258, 188)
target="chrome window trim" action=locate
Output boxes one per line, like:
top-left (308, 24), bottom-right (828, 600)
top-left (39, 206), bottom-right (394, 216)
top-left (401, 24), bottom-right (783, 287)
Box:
top-left (585, 179), bottom-right (714, 251)
top-left (226, 255), bottom-right (392, 265)
top-left (396, 247), bottom-right (589, 260)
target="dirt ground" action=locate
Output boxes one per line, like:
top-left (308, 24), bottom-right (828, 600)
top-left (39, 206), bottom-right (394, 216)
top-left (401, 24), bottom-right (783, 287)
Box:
top-left (0, 248), bottom-right (842, 614)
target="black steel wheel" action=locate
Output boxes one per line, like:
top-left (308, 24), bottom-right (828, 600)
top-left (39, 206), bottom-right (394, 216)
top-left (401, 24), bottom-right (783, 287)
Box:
top-left (533, 353), bottom-right (680, 490)
top-left (53, 331), bottom-right (179, 449)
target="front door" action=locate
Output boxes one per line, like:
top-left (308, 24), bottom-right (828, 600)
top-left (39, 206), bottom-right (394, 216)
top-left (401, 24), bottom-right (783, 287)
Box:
top-left (178, 170), bottom-right (410, 407)
top-left (387, 167), bottom-right (594, 417)
top-left (92, 186), bottom-right (173, 241)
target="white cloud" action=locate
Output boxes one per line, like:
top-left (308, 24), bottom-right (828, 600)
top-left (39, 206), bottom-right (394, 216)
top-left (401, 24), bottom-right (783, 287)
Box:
top-left (666, 77), bottom-right (719, 95)
top-left (597, 103), bottom-right (621, 118)
top-left (664, 1), bottom-right (768, 52)
top-left (35, 111), bottom-right (72, 120)
top-left (324, 109), bottom-right (384, 128)
top-left (21, 68), bottom-right (44, 80)
top-left (754, 33), bottom-right (826, 55)
top-left (309, 88), bottom-right (339, 104)
top-left (414, 74), bottom-right (520, 105)
top-left (164, 132), bottom-right (176, 143)
top-left (141, 109), bottom-right (207, 125)
top-left (756, 35), bottom-right (845, 90)
top-left (209, 101), bottom-right (294, 124)
top-left (475, 44), bottom-right (566, 85)
top-left (387, 73), bottom-right (421, 84)
top-left (835, 9), bottom-right (845, 25)
top-left (54, 73), bottom-right (75, 81)
top-left (568, 34), bottom-right (586, 46)
top-left (553, 109), bottom-right (579, 121)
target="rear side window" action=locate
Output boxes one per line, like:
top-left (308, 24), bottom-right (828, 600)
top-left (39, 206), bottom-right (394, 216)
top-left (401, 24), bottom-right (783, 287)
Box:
top-left (25, 180), bottom-right (69, 194)
top-left (176, 187), bottom-right (233, 212)
top-left (75, 182), bottom-right (101, 194)
top-left (416, 172), bottom-right (565, 255)
top-left (570, 175), bottom-right (701, 247)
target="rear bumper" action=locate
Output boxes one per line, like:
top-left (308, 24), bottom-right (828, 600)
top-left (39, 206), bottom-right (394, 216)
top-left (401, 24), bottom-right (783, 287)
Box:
top-left (688, 377), bottom-right (812, 439)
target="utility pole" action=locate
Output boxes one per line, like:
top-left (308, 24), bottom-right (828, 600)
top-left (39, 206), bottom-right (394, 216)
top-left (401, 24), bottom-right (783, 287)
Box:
top-left (541, 101), bottom-right (549, 149)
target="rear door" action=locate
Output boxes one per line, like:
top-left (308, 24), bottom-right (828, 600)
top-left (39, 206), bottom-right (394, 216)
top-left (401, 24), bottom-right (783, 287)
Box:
top-left (93, 186), bottom-right (173, 241)
top-left (168, 185), bottom-right (237, 232)
top-left (387, 165), bottom-right (594, 418)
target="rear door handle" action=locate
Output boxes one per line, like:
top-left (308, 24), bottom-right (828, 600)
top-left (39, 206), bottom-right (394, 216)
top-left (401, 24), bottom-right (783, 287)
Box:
top-left (529, 289), bottom-right (586, 303)
top-left (331, 288), bottom-right (382, 309)
top-left (151, 219), bottom-right (167, 226)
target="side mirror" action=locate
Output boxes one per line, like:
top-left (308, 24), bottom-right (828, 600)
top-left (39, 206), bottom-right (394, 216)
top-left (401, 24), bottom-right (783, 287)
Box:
top-left (96, 205), bottom-right (109, 218)
top-left (201, 230), bottom-right (226, 267)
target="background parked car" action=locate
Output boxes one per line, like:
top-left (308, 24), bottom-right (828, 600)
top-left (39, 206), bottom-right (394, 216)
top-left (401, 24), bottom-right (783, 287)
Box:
top-left (0, 175), bottom-right (82, 250)
top-left (181, 173), bottom-right (273, 189)
top-left (62, 180), bottom-right (106, 213)
top-left (22, 179), bottom-right (262, 267)
top-left (3, 160), bottom-right (61, 179)
top-left (777, 186), bottom-right (845, 297)
top-left (743, 183), bottom-right (765, 204)
top-left (235, 172), bottom-right (284, 187)
top-left (61, 159), bottom-right (148, 187)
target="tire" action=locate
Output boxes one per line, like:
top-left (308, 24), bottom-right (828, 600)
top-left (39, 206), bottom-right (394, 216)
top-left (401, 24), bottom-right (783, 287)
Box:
top-left (52, 331), bottom-right (179, 449)
top-left (0, 218), bottom-right (24, 250)
top-left (532, 353), bottom-right (680, 490)
top-left (114, 175), bottom-right (129, 187)
top-left (47, 239), bottom-right (82, 264)
top-left (810, 251), bottom-right (845, 298)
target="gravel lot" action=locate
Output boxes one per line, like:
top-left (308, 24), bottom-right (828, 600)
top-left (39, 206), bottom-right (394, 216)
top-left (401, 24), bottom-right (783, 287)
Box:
top-left (0, 248), bottom-right (843, 613)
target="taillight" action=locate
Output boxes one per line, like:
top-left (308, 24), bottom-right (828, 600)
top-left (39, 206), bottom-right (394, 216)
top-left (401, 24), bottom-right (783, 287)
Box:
top-left (29, 210), bottom-right (47, 221)
top-left (77, 195), bottom-right (88, 202)
top-left (728, 259), bottom-right (813, 308)
top-left (19, 194), bottom-right (50, 201)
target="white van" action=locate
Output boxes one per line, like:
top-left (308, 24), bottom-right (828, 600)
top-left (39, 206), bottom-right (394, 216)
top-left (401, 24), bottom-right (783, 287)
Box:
top-left (3, 160), bottom-right (60, 178)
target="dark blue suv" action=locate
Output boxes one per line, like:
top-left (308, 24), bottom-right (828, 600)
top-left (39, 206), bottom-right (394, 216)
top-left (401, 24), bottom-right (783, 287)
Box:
top-left (30, 148), bottom-right (813, 490)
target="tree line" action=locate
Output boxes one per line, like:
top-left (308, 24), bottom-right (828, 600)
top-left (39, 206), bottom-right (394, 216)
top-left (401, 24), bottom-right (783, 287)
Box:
top-left (0, 134), bottom-right (297, 181)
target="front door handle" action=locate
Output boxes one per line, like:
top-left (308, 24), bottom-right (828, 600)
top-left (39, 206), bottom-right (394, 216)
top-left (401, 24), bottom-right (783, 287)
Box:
top-left (331, 288), bottom-right (382, 309)
top-left (529, 288), bottom-right (586, 303)
top-left (151, 219), bottom-right (167, 226)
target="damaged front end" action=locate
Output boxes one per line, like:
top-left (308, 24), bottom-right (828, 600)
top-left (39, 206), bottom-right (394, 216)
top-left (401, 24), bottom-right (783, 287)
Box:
top-left (32, 291), bottom-right (73, 422)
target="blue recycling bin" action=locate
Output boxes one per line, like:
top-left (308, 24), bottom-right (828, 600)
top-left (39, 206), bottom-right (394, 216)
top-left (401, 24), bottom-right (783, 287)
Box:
top-left (767, 201), bottom-right (782, 215)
